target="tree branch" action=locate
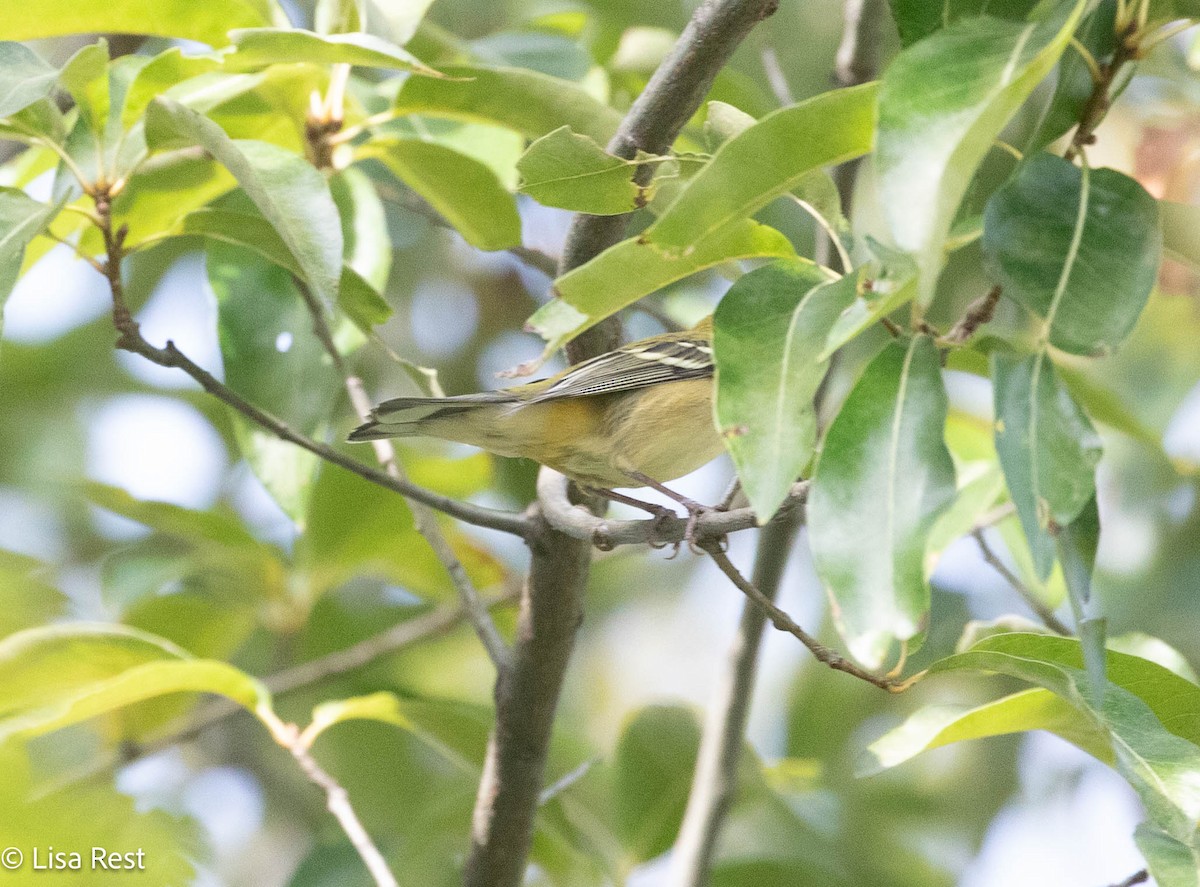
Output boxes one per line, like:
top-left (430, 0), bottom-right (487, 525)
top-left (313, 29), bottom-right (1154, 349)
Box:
top-left (464, 2), bottom-right (781, 883)
top-left (463, 510), bottom-right (591, 887)
top-left (557, 0), bottom-right (782, 362)
top-left (91, 193), bottom-right (529, 538)
top-left (294, 280), bottom-right (511, 671)
top-left (536, 470), bottom-right (807, 548)
top-left (668, 512), bottom-right (801, 887)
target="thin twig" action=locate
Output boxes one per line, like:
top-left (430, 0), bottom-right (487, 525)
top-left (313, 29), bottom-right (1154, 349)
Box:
top-left (113, 330), bottom-right (528, 534)
top-left (760, 45), bottom-right (795, 105)
top-left (1066, 19), bottom-right (1140, 161)
top-left (91, 197), bottom-right (527, 536)
top-left (834, 0), bottom-right (887, 89)
top-left (669, 512), bottom-right (801, 887)
top-left (42, 228), bottom-right (105, 273)
top-left (259, 709), bottom-right (399, 887)
top-left (1105, 870), bottom-right (1149, 887)
top-left (699, 540), bottom-right (917, 692)
top-left (972, 530), bottom-right (1071, 635)
top-left (942, 285), bottom-right (1003, 345)
top-left (506, 244), bottom-right (559, 277)
top-left (293, 279), bottom-right (511, 671)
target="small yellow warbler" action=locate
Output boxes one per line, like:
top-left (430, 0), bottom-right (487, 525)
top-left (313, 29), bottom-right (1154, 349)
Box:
top-left (349, 317), bottom-right (724, 495)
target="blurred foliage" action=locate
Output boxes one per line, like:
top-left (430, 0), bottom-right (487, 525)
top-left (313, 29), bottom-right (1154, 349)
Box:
top-left (0, 0), bottom-right (1199, 886)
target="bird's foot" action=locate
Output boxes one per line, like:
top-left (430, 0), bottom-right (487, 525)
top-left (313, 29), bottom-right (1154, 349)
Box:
top-left (620, 470), bottom-right (725, 555)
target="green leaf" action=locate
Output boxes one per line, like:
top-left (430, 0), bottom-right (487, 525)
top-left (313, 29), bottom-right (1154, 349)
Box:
top-left (146, 97), bottom-right (343, 306)
top-left (120, 47), bottom-right (225, 128)
top-left (306, 691), bottom-right (417, 744)
top-left (86, 481), bottom-right (264, 549)
top-left (992, 352), bottom-right (1102, 580)
top-left (0, 623), bottom-right (269, 743)
top-left (644, 83), bottom-right (877, 254)
top-left (412, 119), bottom-right (525, 190)
top-left (392, 64), bottom-right (623, 144)
top-left (928, 633), bottom-right (1200, 840)
top-left (809, 336), bottom-right (957, 668)
top-left (58, 41), bottom-right (111, 164)
top-left (1057, 493), bottom-right (1101, 622)
top-left (0, 98), bottom-right (67, 146)
top-left (1146, 0), bottom-right (1200, 25)
top-left (996, 512), bottom-right (1069, 609)
top-left (181, 208), bottom-right (392, 332)
top-left (1, 0), bottom-right (280, 46)
top-left (703, 100), bottom-right (756, 148)
top-left (361, 137), bottom-right (521, 251)
top-left (1136, 823), bottom-right (1200, 887)
top-left (86, 482), bottom-right (287, 610)
top-left (1161, 199), bottom-right (1200, 269)
top-left (820, 254), bottom-right (917, 359)
top-left (927, 462), bottom-right (1007, 558)
top-left (876, 3), bottom-right (1086, 307)
top-left (113, 155), bottom-right (237, 248)
top-left (1027, 2), bottom-right (1118, 150)
top-left (0, 42), bottom-right (60, 119)
top-left (331, 165), bottom-right (392, 291)
top-left (227, 27), bottom-right (443, 76)
top-left (302, 691), bottom-right (476, 772)
top-left (713, 262), bottom-right (849, 522)
top-left (517, 126), bottom-right (655, 215)
top-left (358, 0), bottom-right (438, 45)
top-left (888, 0), bottom-right (1045, 46)
top-left (0, 188), bottom-right (62, 339)
top-left (528, 219), bottom-right (796, 355)
top-left (984, 154), bottom-right (1161, 355)
top-left (313, 0), bottom-right (361, 34)
top-left (1057, 362), bottom-right (1164, 450)
top-left (296, 460), bottom-right (503, 599)
top-left (207, 239), bottom-right (343, 522)
top-left (0, 551), bottom-right (68, 639)
top-left (860, 688), bottom-right (1114, 776)
top-left (613, 705), bottom-right (700, 862)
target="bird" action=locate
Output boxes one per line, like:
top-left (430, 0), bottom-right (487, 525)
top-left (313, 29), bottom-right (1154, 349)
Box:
top-left (348, 316), bottom-right (726, 541)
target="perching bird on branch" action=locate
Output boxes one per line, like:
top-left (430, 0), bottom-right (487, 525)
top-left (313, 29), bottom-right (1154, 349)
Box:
top-left (349, 317), bottom-right (725, 540)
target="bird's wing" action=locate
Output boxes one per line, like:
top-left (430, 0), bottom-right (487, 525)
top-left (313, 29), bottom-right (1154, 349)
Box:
top-left (526, 334), bottom-right (713, 402)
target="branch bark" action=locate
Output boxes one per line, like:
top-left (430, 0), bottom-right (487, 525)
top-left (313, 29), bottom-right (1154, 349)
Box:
top-left (668, 514), bottom-right (801, 887)
top-left (463, 510), bottom-right (592, 886)
top-left (464, 2), bottom-right (781, 884)
top-left (536, 470), bottom-right (807, 548)
top-left (557, 0), bottom-right (782, 362)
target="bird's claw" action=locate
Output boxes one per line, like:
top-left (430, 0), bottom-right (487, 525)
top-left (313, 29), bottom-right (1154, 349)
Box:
top-left (680, 500), bottom-right (718, 555)
top-left (647, 507), bottom-right (681, 555)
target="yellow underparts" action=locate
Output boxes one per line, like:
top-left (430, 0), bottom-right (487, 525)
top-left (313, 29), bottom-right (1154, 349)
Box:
top-left (419, 379), bottom-right (725, 489)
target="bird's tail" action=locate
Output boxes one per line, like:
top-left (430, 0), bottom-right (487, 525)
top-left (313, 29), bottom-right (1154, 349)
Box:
top-left (347, 392), bottom-right (515, 442)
